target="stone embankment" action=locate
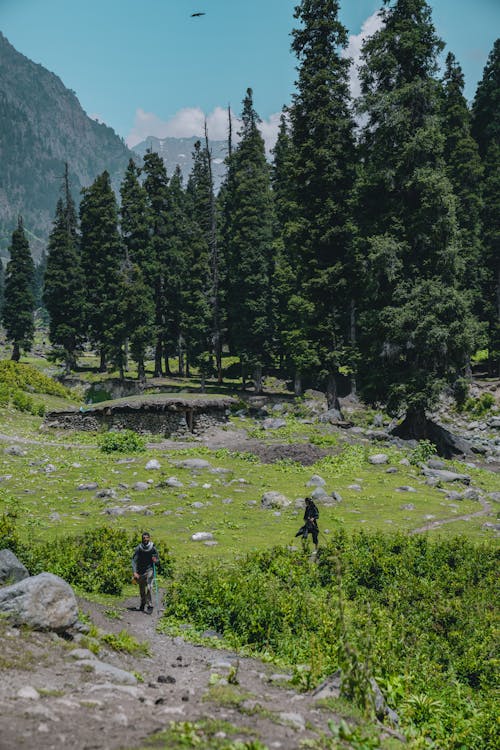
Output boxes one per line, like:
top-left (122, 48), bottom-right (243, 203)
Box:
top-left (43, 395), bottom-right (236, 438)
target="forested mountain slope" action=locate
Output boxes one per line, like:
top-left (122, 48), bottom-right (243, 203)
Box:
top-left (0, 32), bottom-right (132, 260)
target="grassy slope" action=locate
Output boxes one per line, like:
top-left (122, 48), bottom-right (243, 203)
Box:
top-left (0, 402), bottom-right (498, 564)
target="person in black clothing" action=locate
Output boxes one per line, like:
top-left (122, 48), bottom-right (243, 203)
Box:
top-left (295, 497), bottom-right (320, 551)
top-left (132, 532), bottom-right (159, 613)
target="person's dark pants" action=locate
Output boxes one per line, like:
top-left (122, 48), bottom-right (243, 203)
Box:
top-left (138, 568), bottom-right (153, 608)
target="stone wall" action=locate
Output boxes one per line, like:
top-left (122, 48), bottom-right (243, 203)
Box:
top-left (43, 406), bottom-right (230, 438)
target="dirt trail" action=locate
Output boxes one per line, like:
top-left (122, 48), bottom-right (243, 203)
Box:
top-left (0, 591), bottom-right (368, 750)
top-left (410, 495), bottom-right (493, 534)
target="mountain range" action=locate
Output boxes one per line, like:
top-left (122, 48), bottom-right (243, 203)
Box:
top-left (0, 32), bottom-right (228, 262)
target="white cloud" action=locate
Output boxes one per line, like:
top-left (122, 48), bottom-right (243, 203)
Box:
top-left (126, 106), bottom-right (281, 154)
top-left (342, 11), bottom-right (384, 99)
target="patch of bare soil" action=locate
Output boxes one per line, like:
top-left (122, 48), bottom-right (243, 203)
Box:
top-left (151, 426), bottom-right (330, 466)
top-left (0, 593), bottom-right (391, 750)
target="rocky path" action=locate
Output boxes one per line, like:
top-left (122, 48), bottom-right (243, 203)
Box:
top-left (410, 494), bottom-right (493, 534)
top-left (0, 591), bottom-right (374, 750)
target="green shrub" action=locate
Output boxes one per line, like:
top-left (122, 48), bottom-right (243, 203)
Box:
top-left (162, 532), bottom-right (499, 749)
top-left (0, 510), bottom-right (20, 554)
top-left (98, 429), bottom-right (146, 454)
top-left (0, 361), bottom-right (69, 415)
top-left (409, 439), bottom-right (437, 465)
top-left (0, 361), bottom-right (69, 397)
top-left (19, 526), bottom-right (174, 595)
top-left (463, 392), bottom-right (496, 417)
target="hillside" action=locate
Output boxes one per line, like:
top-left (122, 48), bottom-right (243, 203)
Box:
top-left (0, 32), bottom-right (133, 260)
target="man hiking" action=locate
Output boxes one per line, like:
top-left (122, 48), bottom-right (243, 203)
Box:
top-left (132, 532), bottom-right (159, 613)
top-left (295, 497), bottom-right (320, 552)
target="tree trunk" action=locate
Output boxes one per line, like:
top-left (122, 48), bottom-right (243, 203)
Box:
top-left (253, 364), bottom-right (263, 394)
top-left (11, 341), bottom-right (20, 362)
top-left (294, 372), bottom-right (303, 397)
top-left (137, 359), bottom-right (145, 383)
top-left (326, 371), bottom-right (341, 412)
top-left (123, 338), bottom-right (129, 372)
top-left (391, 409), bottom-right (472, 458)
top-left (178, 336), bottom-right (185, 377)
top-left (99, 349), bottom-right (106, 373)
top-left (154, 342), bottom-right (163, 377)
top-left (163, 342), bottom-right (171, 376)
top-left (392, 407), bottom-right (428, 441)
top-left (349, 298), bottom-right (357, 396)
top-left (241, 361), bottom-right (246, 391)
top-left (200, 374), bottom-right (206, 393)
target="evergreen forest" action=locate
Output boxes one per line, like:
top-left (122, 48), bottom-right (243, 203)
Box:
top-left (1, 1), bottom-right (498, 439)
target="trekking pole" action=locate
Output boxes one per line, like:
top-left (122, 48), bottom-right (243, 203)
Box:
top-left (153, 562), bottom-right (160, 615)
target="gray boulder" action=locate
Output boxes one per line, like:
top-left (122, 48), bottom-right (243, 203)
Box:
top-left (77, 659), bottom-right (137, 685)
top-left (262, 418), bottom-right (287, 430)
top-left (176, 458), bottom-right (212, 470)
top-left (0, 549), bottom-right (29, 583)
top-left (368, 453), bottom-right (388, 465)
top-left (310, 487), bottom-right (328, 500)
top-left (306, 474), bottom-right (326, 487)
top-left (422, 467), bottom-right (471, 484)
top-left (261, 491), bottom-right (291, 509)
top-left (191, 532), bottom-right (214, 542)
top-left (0, 572), bottom-right (78, 632)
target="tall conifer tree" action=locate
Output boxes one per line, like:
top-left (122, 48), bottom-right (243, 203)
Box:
top-left (289, 0), bottom-right (357, 407)
top-left (2, 216), bottom-right (35, 361)
top-left (271, 110), bottom-right (319, 394)
top-left (183, 142), bottom-right (212, 376)
top-left (224, 88), bottom-right (274, 392)
top-left (471, 39), bottom-right (500, 373)
top-left (43, 165), bottom-right (85, 372)
top-left (143, 152), bottom-right (184, 376)
top-left (79, 171), bottom-right (124, 372)
top-left (441, 52), bottom-right (484, 321)
top-left (356, 0), bottom-right (479, 439)
top-left (119, 159), bottom-right (155, 379)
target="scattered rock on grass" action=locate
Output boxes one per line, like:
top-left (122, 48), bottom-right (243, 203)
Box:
top-left (369, 453), bottom-right (388, 465)
top-left (261, 491), bottom-right (291, 509)
top-left (0, 549), bottom-right (29, 583)
top-left (0, 572), bottom-right (78, 632)
top-left (191, 532), bottom-right (214, 542)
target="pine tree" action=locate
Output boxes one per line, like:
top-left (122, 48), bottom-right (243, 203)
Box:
top-left (356, 0), bottom-right (479, 438)
top-left (441, 52), bottom-right (484, 321)
top-left (271, 110), bottom-right (319, 394)
top-left (79, 171), bottom-right (124, 372)
top-left (2, 216), bottom-right (35, 361)
top-left (143, 151), bottom-right (185, 376)
top-left (119, 159), bottom-right (155, 379)
top-left (183, 141), bottom-right (212, 378)
top-left (471, 39), bottom-right (500, 373)
top-left (223, 88), bottom-right (274, 392)
top-left (289, 0), bottom-right (357, 408)
top-left (43, 165), bottom-right (85, 373)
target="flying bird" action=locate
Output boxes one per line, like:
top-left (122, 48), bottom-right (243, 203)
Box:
top-left (191, 12), bottom-right (206, 17)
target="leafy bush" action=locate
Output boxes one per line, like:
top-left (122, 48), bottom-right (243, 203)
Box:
top-left (162, 532), bottom-right (499, 749)
top-left (0, 361), bottom-right (69, 397)
top-left (409, 439), bottom-right (437, 465)
top-left (462, 392), bottom-right (496, 417)
top-left (98, 429), bottom-right (146, 454)
top-left (0, 510), bottom-right (20, 554)
top-left (0, 361), bottom-right (67, 415)
top-left (20, 525), bottom-right (173, 595)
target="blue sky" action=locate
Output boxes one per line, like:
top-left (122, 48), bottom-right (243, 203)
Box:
top-left (1, 1), bottom-right (498, 149)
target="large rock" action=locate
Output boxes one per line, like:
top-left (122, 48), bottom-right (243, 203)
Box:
top-left (421, 467), bottom-right (471, 484)
top-left (176, 458), bottom-right (212, 470)
top-left (0, 572), bottom-right (78, 631)
top-left (0, 549), bottom-right (29, 583)
top-left (261, 491), bottom-right (291, 509)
